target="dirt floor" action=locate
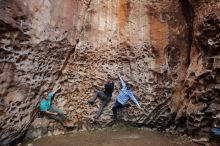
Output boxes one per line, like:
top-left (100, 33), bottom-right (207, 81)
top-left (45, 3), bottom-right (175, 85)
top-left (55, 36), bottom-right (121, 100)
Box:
top-left (21, 128), bottom-right (199, 146)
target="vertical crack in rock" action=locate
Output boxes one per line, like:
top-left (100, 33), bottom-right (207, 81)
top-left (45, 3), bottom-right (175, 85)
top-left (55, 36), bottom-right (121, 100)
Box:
top-left (49, 39), bottom-right (79, 89)
top-left (179, 0), bottom-right (194, 67)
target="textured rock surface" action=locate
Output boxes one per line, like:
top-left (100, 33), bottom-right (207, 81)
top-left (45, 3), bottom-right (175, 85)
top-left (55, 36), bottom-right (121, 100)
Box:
top-left (0, 0), bottom-right (219, 145)
top-left (182, 0), bottom-right (220, 138)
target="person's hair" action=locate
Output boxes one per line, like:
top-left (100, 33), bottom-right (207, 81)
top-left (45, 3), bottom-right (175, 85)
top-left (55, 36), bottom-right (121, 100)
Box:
top-left (43, 91), bottom-right (48, 98)
top-left (107, 74), bottom-right (111, 80)
top-left (126, 84), bottom-right (132, 90)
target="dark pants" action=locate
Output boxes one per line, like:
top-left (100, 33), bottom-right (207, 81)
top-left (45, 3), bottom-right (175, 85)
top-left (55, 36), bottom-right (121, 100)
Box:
top-left (47, 105), bottom-right (67, 124)
top-left (112, 100), bottom-right (123, 118)
top-left (89, 90), bottom-right (111, 118)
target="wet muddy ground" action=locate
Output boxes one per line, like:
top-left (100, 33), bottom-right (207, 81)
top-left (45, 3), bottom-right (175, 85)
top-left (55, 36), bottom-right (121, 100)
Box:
top-left (22, 128), bottom-right (198, 146)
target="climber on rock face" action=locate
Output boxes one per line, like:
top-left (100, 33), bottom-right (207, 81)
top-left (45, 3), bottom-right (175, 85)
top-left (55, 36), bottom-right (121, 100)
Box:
top-left (112, 73), bottom-right (142, 119)
top-left (88, 74), bottom-right (114, 119)
top-left (39, 85), bottom-right (70, 126)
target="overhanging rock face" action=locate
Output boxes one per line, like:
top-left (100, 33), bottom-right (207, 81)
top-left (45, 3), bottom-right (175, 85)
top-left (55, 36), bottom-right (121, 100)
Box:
top-left (0, 0), bottom-right (219, 145)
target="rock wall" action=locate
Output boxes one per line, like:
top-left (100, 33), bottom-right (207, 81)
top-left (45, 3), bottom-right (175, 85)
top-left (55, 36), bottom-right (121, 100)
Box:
top-left (0, 0), bottom-right (219, 145)
top-left (182, 0), bottom-right (220, 138)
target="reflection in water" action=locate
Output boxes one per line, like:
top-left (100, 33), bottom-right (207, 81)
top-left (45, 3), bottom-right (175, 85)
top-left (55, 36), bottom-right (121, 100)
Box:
top-left (22, 128), bottom-right (198, 146)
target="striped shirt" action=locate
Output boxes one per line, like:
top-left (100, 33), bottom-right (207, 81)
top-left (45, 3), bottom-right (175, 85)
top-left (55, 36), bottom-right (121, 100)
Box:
top-left (116, 76), bottom-right (140, 107)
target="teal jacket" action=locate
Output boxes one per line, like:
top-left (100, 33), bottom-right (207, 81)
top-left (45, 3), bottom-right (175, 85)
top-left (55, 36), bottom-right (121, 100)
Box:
top-left (40, 92), bottom-right (54, 112)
